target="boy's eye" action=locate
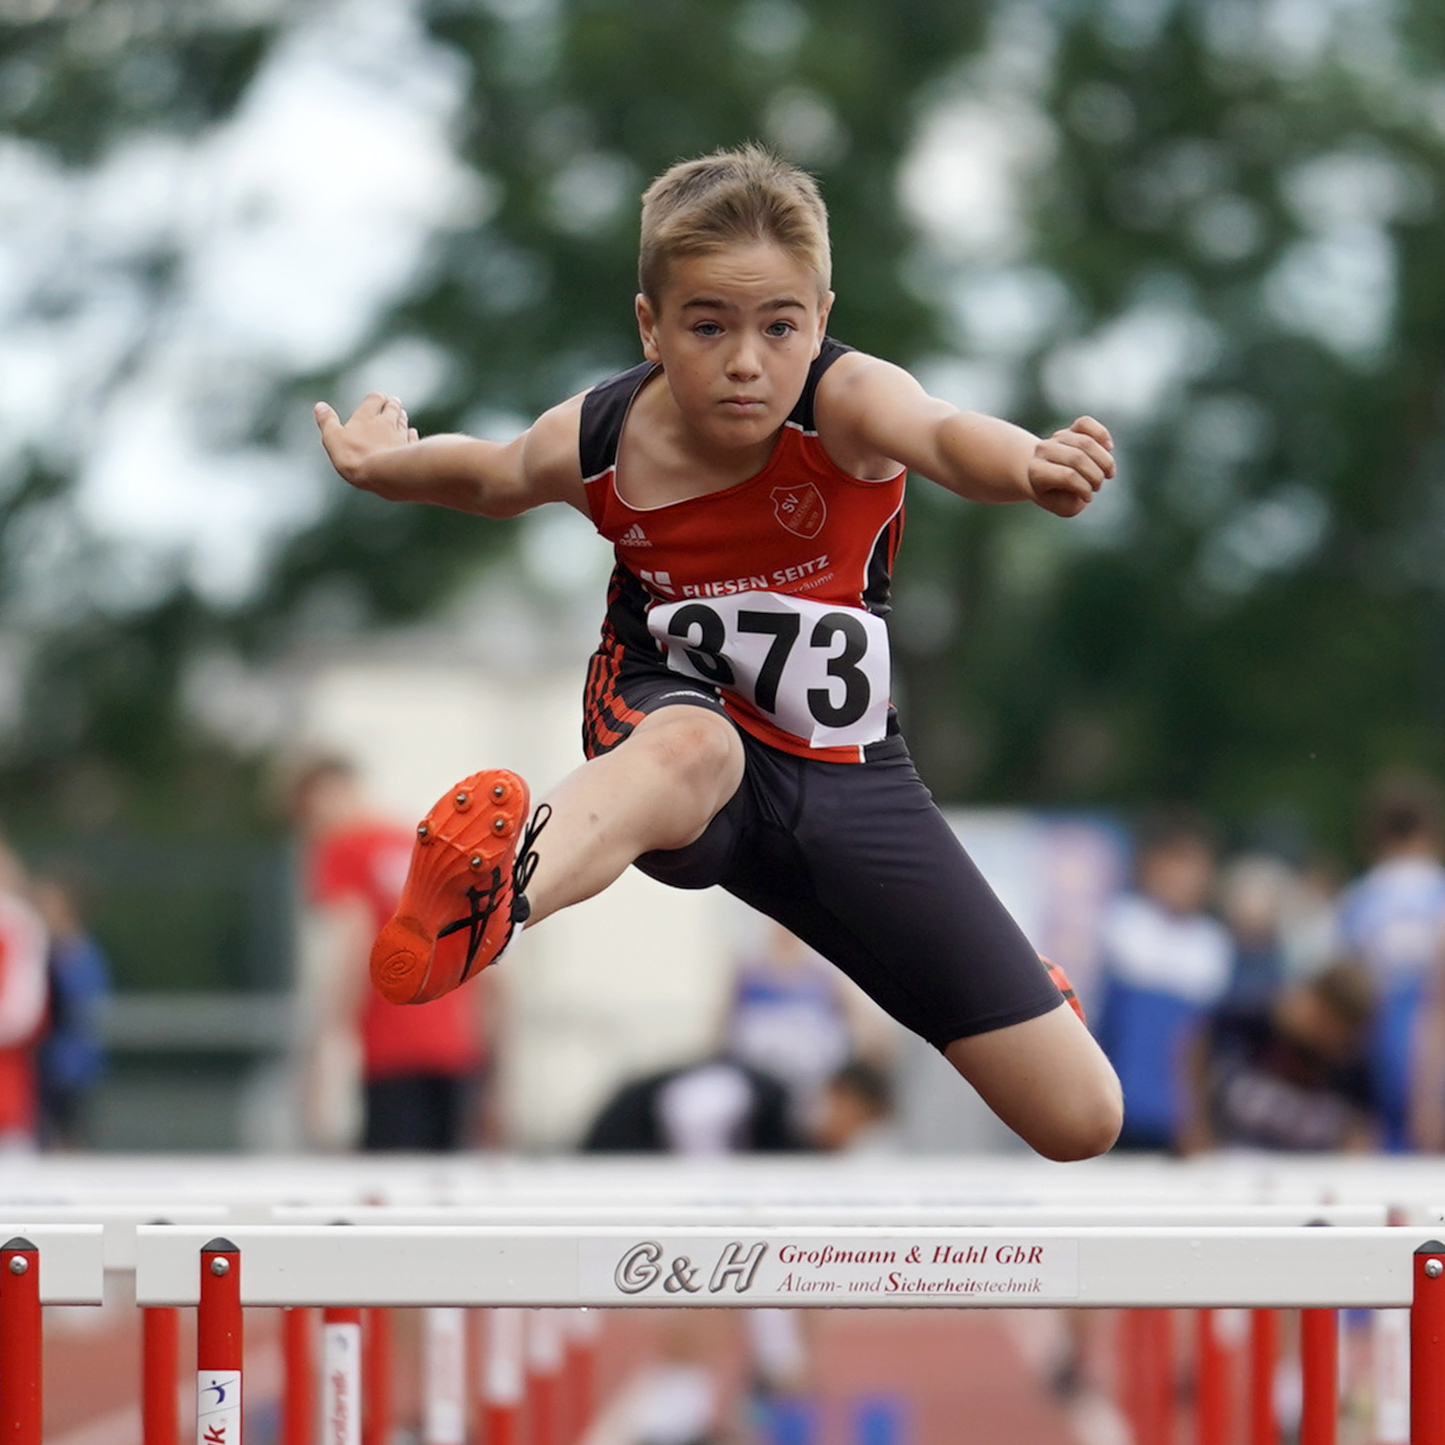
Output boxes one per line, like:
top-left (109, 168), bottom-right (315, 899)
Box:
top-left (766, 320), bottom-right (796, 338)
top-left (692, 321), bottom-right (723, 337)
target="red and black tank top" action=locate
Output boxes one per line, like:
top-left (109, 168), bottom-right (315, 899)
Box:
top-left (579, 339), bottom-right (906, 763)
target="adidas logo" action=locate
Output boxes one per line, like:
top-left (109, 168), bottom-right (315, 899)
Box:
top-left (620, 522), bottom-right (651, 547)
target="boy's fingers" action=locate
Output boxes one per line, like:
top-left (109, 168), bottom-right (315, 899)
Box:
top-left (1073, 436), bottom-right (1115, 480)
top-left (1070, 415), bottom-right (1114, 450)
top-left (1040, 441), bottom-right (1108, 488)
top-left (1034, 462), bottom-right (1093, 501)
top-left (1049, 431), bottom-right (1114, 481)
top-left (314, 401), bottom-right (338, 431)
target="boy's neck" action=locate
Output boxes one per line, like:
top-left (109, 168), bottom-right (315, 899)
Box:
top-left (621, 370), bottom-right (783, 506)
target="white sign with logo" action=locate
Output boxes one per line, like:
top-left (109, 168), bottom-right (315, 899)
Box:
top-left (579, 1235), bottom-right (1079, 1304)
top-left (323, 1319), bottom-right (362, 1445)
top-left (196, 1371), bottom-right (241, 1445)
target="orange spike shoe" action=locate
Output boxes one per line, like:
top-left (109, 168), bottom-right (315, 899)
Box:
top-left (370, 770), bottom-right (550, 1005)
top-left (1041, 955), bottom-right (1087, 1026)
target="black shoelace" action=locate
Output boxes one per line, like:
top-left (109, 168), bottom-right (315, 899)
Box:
top-left (437, 803), bottom-right (553, 983)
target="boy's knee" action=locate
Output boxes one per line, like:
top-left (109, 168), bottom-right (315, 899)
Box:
top-left (640, 711), bottom-right (741, 792)
top-left (1033, 1078), bottom-right (1123, 1163)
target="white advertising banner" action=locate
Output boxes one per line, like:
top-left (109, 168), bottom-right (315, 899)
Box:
top-left (579, 1235), bottom-right (1080, 1305)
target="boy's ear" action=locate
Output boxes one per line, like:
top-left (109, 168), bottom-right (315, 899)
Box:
top-left (636, 293), bottom-right (661, 363)
top-left (813, 290), bottom-right (835, 357)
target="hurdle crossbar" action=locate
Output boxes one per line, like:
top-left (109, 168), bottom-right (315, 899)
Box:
top-left (266, 1201), bottom-right (1391, 1228)
top-left (137, 1223), bottom-right (1436, 1309)
top-left (0, 1224), bottom-right (106, 1302)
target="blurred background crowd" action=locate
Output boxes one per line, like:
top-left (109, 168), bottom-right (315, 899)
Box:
top-left (1, 0), bottom-right (1445, 1167)
top-left (7, 756), bottom-right (1445, 1169)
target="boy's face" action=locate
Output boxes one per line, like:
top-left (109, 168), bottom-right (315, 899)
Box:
top-left (1138, 837), bottom-right (1215, 915)
top-left (1274, 984), bottom-right (1363, 1064)
top-left (636, 240), bottom-right (832, 452)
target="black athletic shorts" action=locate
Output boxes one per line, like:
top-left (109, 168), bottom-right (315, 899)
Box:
top-left (363, 1073), bottom-right (474, 1152)
top-left (581, 658), bottom-right (1062, 1051)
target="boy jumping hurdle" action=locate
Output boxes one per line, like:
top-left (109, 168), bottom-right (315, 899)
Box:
top-left (315, 144), bottom-right (1123, 1160)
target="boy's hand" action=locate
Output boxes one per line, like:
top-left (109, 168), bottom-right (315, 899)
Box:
top-left (1026, 416), bottom-right (1114, 518)
top-left (314, 392), bottom-right (419, 487)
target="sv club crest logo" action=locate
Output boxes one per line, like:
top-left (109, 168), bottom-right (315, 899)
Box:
top-left (771, 483), bottom-right (826, 539)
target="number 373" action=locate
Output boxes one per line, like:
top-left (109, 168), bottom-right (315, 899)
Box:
top-left (646, 593), bottom-right (891, 748)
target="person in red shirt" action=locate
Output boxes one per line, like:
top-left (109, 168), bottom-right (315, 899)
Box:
top-left (0, 839), bottom-right (48, 1150)
top-left (291, 757), bottom-right (487, 1151)
top-left (315, 145), bottom-right (1121, 1162)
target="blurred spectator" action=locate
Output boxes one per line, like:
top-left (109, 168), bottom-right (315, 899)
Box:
top-left (1218, 853), bottom-right (1295, 1006)
top-left (809, 1057), bottom-right (898, 1154)
top-left (580, 1054), bottom-right (801, 1154)
top-left (1280, 852), bottom-right (1345, 979)
top-left (1093, 808), bottom-right (1232, 1151)
top-left (1335, 769), bottom-right (1445, 1150)
top-left (289, 756), bottom-right (489, 1152)
top-left (32, 871), bottom-right (112, 1148)
top-left (1410, 964), bottom-right (1445, 1151)
top-left (579, 1053), bottom-right (896, 1445)
top-left (580, 1053), bottom-right (895, 1157)
top-left (723, 920), bottom-right (898, 1138)
top-left (1180, 960), bottom-right (1378, 1154)
top-left (0, 841), bottom-right (49, 1151)
top-left (579, 1050), bottom-right (797, 1445)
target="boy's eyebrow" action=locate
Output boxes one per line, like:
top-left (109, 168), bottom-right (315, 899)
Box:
top-left (679, 295), bottom-right (808, 312)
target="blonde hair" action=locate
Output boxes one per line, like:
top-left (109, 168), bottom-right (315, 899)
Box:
top-left (638, 143), bottom-right (831, 306)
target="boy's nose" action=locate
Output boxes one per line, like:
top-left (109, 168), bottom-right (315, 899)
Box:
top-left (726, 337), bottom-right (763, 378)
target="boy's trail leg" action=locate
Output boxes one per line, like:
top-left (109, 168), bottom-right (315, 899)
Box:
top-left (521, 705), bottom-right (746, 923)
top-left (945, 1005), bottom-right (1123, 1162)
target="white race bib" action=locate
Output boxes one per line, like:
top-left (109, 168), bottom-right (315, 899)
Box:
top-left (647, 591), bottom-right (890, 749)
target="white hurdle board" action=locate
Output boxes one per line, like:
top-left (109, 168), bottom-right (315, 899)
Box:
top-left (0, 1225), bottom-right (105, 1303)
top-left (134, 1223), bottom-right (1438, 1311)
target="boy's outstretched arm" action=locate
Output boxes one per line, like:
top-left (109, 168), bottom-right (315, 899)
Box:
top-left (314, 391), bottom-right (588, 519)
top-left (818, 356), bottom-right (1114, 517)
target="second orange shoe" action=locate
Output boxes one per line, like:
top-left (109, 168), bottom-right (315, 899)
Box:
top-left (1041, 955), bottom-right (1087, 1026)
top-left (370, 769), bottom-right (549, 1005)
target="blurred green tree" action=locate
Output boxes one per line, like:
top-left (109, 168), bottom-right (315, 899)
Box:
top-left (888, 0), bottom-right (1445, 853)
top-left (2, 0), bottom-right (1443, 875)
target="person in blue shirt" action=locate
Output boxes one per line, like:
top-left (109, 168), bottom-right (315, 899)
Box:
top-left (1338, 770), bottom-right (1445, 1149)
top-left (1093, 809), bottom-right (1233, 1151)
top-left (32, 873), bottom-right (112, 1148)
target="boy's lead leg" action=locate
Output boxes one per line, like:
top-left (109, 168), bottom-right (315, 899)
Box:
top-left (372, 707), bottom-right (744, 1004)
top-left (521, 707), bottom-right (744, 922)
top-left (371, 771), bottom-right (539, 1004)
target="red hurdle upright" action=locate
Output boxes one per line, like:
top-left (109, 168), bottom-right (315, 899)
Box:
top-left (1247, 1309), bottom-right (1279, 1445)
top-left (282, 1308), bottom-right (316, 1445)
top-left (1299, 1309), bottom-right (1337, 1445)
top-left (363, 1308), bottom-right (394, 1445)
top-left (1195, 1309), bottom-right (1233, 1445)
top-left (0, 1237), bottom-right (41, 1445)
top-left (198, 1239), bottom-right (243, 1445)
top-left (1120, 1308), bottom-right (1174, 1445)
top-left (144, 1306), bottom-right (181, 1445)
top-left (1414, 1239), bottom-right (1445, 1445)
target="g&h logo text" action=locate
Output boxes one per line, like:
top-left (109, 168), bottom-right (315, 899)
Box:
top-left (614, 1240), bottom-right (767, 1296)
